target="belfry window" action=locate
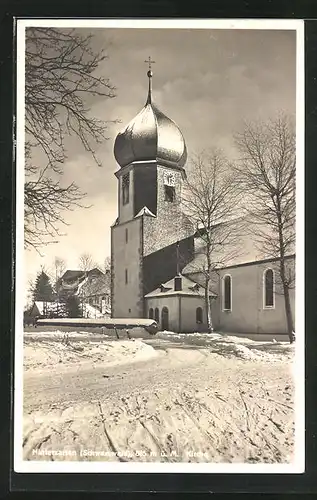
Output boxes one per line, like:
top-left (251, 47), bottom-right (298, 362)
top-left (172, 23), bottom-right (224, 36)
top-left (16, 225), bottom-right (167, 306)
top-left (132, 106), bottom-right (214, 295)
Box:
top-left (164, 185), bottom-right (176, 202)
top-left (122, 172), bottom-right (130, 205)
top-left (223, 275), bottom-right (232, 311)
top-left (264, 269), bottom-right (274, 308)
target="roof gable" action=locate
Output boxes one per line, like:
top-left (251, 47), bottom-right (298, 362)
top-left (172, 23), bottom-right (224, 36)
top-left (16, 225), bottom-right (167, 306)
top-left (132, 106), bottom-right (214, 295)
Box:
top-left (144, 274), bottom-right (216, 298)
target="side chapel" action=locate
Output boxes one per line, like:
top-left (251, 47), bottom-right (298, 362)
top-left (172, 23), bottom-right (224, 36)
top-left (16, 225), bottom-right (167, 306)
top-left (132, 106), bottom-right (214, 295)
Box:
top-left (110, 62), bottom-right (295, 335)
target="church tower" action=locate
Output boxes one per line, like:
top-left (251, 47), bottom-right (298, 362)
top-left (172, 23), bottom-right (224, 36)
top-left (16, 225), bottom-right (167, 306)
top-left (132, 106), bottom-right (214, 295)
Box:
top-left (111, 60), bottom-right (194, 318)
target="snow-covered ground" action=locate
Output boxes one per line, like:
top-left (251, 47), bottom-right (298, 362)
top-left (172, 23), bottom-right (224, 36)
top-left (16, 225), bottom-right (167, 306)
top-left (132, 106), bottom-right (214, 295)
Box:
top-left (23, 331), bottom-right (158, 373)
top-left (155, 331), bottom-right (294, 363)
top-left (22, 330), bottom-right (295, 464)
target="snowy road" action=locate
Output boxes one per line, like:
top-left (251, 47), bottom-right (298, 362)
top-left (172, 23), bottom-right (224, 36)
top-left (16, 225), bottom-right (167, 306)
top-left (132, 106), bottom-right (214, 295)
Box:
top-left (24, 345), bottom-right (207, 410)
top-left (22, 334), bottom-right (295, 464)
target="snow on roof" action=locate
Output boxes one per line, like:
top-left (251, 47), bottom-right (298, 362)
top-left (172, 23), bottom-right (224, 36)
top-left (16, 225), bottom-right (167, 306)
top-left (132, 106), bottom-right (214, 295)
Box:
top-left (144, 275), bottom-right (216, 298)
top-left (134, 206), bottom-right (156, 218)
top-left (76, 275), bottom-right (89, 294)
top-left (33, 301), bottom-right (64, 315)
top-left (37, 318), bottom-right (157, 328)
top-left (78, 274), bottom-right (110, 297)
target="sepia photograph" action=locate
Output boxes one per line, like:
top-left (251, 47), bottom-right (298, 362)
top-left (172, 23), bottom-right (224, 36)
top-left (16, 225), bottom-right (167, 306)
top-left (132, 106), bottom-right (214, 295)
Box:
top-left (14, 19), bottom-right (304, 473)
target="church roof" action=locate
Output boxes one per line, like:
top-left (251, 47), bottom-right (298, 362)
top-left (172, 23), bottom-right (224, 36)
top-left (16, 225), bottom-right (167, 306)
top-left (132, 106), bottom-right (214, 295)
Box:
top-left (114, 68), bottom-right (187, 170)
top-left (144, 274), bottom-right (216, 298)
top-left (182, 218), bottom-right (295, 275)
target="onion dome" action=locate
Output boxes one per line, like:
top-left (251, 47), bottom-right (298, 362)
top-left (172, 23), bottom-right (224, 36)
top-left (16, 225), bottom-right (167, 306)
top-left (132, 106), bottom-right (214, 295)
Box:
top-left (114, 65), bottom-right (187, 170)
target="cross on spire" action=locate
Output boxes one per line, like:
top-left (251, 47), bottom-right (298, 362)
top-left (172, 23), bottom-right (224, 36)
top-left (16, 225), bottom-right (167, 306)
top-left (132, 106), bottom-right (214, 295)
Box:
top-left (144, 56), bottom-right (155, 71)
top-left (145, 57), bottom-right (155, 104)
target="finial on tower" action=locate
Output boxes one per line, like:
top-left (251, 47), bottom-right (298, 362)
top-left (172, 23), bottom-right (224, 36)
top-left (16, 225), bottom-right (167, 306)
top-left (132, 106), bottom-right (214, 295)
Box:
top-left (144, 56), bottom-right (155, 104)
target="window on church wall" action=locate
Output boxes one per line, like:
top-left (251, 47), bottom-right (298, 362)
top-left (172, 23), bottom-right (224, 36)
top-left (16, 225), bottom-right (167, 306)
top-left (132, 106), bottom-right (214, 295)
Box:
top-left (122, 172), bottom-right (130, 205)
top-left (125, 228), bottom-right (128, 243)
top-left (149, 308), bottom-right (154, 319)
top-left (196, 307), bottom-right (203, 324)
top-left (161, 307), bottom-right (169, 330)
top-left (164, 185), bottom-right (176, 202)
top-left (125, 269), bottom-right (128, 285)
top-left (154, 307), bottom-right (159, 323)
top-left (223, 275), bottom-right (232, 311)
top-left (264, 269), bottom-right (274, 308)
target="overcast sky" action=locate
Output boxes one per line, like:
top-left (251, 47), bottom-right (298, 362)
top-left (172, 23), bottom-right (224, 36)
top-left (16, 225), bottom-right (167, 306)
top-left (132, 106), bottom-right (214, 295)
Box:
top-left (23, 27), bottom-right (296, 295)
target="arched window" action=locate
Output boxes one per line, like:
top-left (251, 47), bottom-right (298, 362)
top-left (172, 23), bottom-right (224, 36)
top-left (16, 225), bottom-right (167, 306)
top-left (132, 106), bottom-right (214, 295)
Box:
top-left (154, 307), bottom-right (160, 323)
top-left (264, 269), bottom-right (274, 308)
top-left (196, 307), bottom-right (203, 324)
top-left (122, 172), bottom-right (130, 205)
top-left (223, 275), bottom-right (232, 311)
top-left (161, 307), bottom-right (169, 330)
top-left (149, 308), bottom-right (154, 319)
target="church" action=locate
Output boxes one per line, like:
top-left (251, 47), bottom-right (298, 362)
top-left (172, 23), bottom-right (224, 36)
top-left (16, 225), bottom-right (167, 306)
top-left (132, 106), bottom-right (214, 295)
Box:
top-left (110, 64), bottom-right (295, 335)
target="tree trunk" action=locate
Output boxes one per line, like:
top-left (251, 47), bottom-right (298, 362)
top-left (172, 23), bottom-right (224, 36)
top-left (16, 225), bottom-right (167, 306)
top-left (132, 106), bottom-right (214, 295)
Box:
top-left (276, 202), bottom-right (295, 344)
top-left (284, 285), bottom-right (294, 343)
top-left (205, 275), bottom-right (213, 333)
top-left (280, 260), bottom-right (295, 343)
top-left (278, 237), bottom-right (294, 344)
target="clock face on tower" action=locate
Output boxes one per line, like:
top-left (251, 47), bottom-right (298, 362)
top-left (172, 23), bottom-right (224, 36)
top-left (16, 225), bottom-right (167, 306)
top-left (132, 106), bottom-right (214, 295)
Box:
top-left (163, 171), bottom-right (176, 187)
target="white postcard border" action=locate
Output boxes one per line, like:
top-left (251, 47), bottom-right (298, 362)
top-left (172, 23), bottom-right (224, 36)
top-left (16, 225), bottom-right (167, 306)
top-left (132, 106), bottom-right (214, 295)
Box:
top-left (14, 18), bottom-right (305, 475)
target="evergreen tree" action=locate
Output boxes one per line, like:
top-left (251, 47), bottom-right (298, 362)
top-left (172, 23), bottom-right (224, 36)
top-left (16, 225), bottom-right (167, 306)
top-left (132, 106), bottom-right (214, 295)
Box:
top-left (66, 295), bottom-right (81, 318)
top-left (32, 270), bottom-right (54, 302)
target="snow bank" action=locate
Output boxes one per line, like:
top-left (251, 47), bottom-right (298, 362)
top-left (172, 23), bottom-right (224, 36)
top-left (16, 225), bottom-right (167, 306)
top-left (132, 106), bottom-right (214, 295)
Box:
top-left (23, 332), bottom-right (158, 373)
top-left (157, 331), bottom-right (294, 363)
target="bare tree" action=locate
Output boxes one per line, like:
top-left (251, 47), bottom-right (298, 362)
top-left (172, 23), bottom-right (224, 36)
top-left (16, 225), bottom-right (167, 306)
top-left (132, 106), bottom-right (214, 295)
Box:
top-left (24, 28), bottom-right (117, 250)
top-left (104, 256), bottom-right (111, 273)
top-left (53, 257), bottom-right (66, 282)
top-left (24, 160), bottom-right (84, 249)
top-left (234, 114), bottom-right (296, 343)
top-left (78, 252), bottom-right (96, 271)
top-left (183, 150), bottom-right (243, 332)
